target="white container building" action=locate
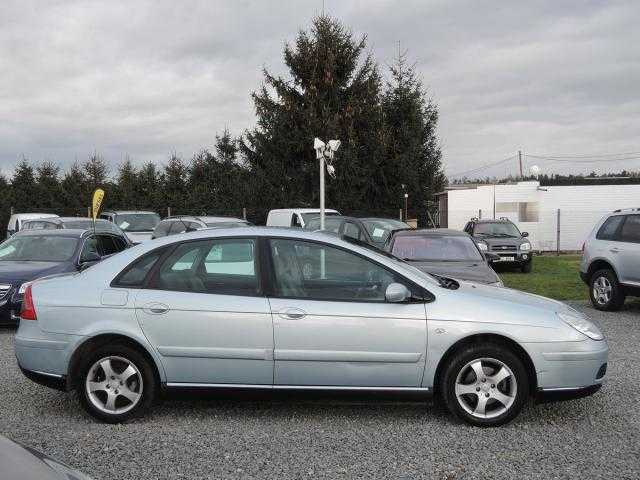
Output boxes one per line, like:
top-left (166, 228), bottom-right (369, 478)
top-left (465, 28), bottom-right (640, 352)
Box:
top-left (435, 181), bottom-right (640, 251)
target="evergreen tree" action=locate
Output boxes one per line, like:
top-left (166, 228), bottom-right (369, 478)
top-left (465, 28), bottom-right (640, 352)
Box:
top-left (83, 153), bottom-right (109, 190)
top-left (137, 162), bottom-right (163, 211)
top-left (163, 153), bottom-right (188, 215)
top-left (382, 52), bottom-right (445, 224)
top-left (10, 158), bottom-right (39, 212)
top-left (240, 15), bottom-right (386, 216)
top-left (35, 161), bottom-right (62, 211)
top-left (61, 161), bottom-right (89, 212)
top-left (115, 157), bottom-right (138, 208)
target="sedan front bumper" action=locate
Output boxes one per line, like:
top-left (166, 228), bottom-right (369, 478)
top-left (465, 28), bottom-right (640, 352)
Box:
top-left (523, 338), bottom-right (609, 393)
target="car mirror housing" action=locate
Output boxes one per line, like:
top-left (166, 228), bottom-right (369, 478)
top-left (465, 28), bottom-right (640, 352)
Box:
top-left (385, 283), bottom-right (411, 303)
top-left (79, 251), bottom-right (101, 266)
top-left (522, 232), bottom-right (529, 237)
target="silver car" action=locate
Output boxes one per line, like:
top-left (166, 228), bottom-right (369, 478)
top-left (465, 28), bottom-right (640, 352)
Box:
top-left (580, 208), bottom-right (640, 310)
top-left (15, 228), bottom-right (608, 427)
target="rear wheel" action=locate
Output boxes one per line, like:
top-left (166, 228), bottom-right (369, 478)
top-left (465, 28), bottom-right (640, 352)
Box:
top-left (589, 269), bottom-right (625, 311)
top-left (440, 344), bottom-right (529, 427)
top-left (77, 344), bottom-right (157, 423)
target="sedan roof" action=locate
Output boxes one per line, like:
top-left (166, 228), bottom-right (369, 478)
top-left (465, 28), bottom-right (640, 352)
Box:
top-left (394, 228), bottom-right (468, 237)
top-left (14, 228), bottom-right (89, 238)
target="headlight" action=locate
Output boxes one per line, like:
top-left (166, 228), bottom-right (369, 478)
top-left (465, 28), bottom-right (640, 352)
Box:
top-left (558, 312), bottom-right (604, 340)
top-left (477, 241), bottom-right (488, 251)
top-left (520, 243), bottom-right (531, 251)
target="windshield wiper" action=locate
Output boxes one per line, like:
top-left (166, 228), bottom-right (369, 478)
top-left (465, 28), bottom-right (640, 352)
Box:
top-left (430, 273), bottom-right (460, 290)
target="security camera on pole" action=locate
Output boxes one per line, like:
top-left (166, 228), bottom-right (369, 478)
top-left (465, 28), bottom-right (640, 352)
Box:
top-left (313, 138), bottom-right (341, 230)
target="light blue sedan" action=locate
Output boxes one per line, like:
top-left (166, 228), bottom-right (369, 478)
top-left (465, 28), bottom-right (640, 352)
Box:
top-left (15, 228), bottom-right (608, 426)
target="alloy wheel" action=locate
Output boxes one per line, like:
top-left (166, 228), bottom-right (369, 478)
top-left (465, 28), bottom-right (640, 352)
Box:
top-left (593, 276), bottom-right (612, 305)
top-left (85, 356), bottom-right (143, 415)
top-left (455, 357), bottom-right (517, 419)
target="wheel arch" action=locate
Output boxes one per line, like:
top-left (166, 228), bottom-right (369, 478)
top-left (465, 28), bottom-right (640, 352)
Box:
top-left (67, 333), bottom-right (163, 390)
top-left (587, 258), bottom-right (619, 281)
top-left (433, 333), bottom-right (537, 396)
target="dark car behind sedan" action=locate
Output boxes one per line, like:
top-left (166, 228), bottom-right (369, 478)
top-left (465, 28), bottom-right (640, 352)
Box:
top-left (388, 228), bottom-right (503, 285)
top-left (0, 229), bottom-right (129, 325)
top-left (0, 434), bottom-right (93, 479)
top-left (304, 216), bottom-right (411, 249)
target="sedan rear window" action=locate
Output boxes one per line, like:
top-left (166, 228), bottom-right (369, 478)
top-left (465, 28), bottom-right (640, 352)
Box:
top-left (392, 235), bottom-right (483, 262)
top-left (0, 236), bottom-right (78, 262)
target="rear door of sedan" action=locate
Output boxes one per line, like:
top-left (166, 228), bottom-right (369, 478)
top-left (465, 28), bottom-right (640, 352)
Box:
top-left (265, 237), bottom-right (428, 388)
top-left (133, 237), bottom-right (274, 385)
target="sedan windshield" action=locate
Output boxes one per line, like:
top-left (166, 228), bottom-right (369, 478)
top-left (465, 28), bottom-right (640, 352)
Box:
top-left (0, 236), bottom-right (78, 262)
top-left (474, 222), bottom-right (521, 237)
top-left (392, 235), bottom-right (483, 262)
top-left (362, 219), bottom-right (410, 243)
top-left (114, 213), bottom-right (160, 232)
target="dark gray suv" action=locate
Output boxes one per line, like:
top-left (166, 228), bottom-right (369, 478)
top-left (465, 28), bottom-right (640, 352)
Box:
top-left (463, 218), bottom-right (533, 273)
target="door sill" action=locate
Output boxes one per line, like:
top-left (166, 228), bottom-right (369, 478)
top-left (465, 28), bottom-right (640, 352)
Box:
top-left (165, 382), bottom-right (430, 393)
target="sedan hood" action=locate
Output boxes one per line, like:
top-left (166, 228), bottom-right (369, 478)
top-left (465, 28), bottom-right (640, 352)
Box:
top-left (125, 231), bottom-right (153, 244)
top-left (455, 279), bottom-right (571, 313)
top-left (407, 260), bottom-right (500, 284)
top-left (0, 261), bottom-right (71, 285)
top-left (0, 435), bottom-right (93, 479)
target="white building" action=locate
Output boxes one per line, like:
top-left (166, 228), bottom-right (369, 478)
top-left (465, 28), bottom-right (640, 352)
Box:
top-left (435, 181), bottom-right (640, 251)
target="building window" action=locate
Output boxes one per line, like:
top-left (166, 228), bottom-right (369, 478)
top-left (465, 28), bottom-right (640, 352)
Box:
top-left (496, 202), bottom-right (539, 222)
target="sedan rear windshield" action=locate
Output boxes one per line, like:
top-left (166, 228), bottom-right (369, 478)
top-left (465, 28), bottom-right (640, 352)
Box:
top-left (392, 235), bottom-right (483, 261)
top-left (0, 236), bottom-right (79, 262)
top-left (114, 213), bottom-right (161, 232)
top-left (362, 219), bottom-right (410, 243)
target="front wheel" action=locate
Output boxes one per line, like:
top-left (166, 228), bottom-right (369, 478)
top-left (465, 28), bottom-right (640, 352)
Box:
top-left (589, 269), bottom-right (625, 311)
top-left (521, 261), bottom-right (532, 273)
top-left (440, 344), bottom-right (529, 427)
top-left (77, 344), bottom-right (157, 423)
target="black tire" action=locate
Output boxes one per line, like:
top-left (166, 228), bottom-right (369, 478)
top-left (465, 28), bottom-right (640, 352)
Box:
top-left (521, 261), bottom-right (532, 273)
top-left (589, 269), bottom-right (625, 311)
top-left (440, 343), bottom-right (530, 427)
top-left (77, 343), bottom-right (157, 423)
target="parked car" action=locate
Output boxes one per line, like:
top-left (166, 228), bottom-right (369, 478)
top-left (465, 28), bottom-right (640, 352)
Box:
top-left (580, 208), bottom-right (640, 311)
top-left (152, 215), bottom-right (251, 239)
top-left (463, 218), bottom-right (533, 273)
top-left (99, 210), bottom-right (161, 244)
top-left (16, 227), bottom-right (607, 427)
top-left (0, 434), bottom-right (93, 479)
top-left (0, 229), bottom-right (129, 325)
top-left (305, 216), bottom-right (410, 249)
top-left (6, 213), bottom-right (58, 238)
top-left (388, 229), bottom-right (503, 286)
top-left (22, 217), bottom-right (129, 239)
top-left (266, 208), bottom-right (340, 228)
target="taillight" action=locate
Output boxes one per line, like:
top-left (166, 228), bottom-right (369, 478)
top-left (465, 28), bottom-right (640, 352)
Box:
top-left (20, 284), bottom-right (37, 320)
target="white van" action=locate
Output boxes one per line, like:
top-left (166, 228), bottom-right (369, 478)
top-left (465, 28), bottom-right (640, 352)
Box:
top-left (7, 213), bottom-right (59, 238)
top-left (266, 208), bottom-right (340, 228)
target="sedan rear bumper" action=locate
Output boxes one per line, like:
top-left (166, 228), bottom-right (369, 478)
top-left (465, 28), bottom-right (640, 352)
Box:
top-left (19, 366), bottom-right (67, 391)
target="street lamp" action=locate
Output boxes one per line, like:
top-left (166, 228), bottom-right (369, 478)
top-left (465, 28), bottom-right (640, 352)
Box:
top-left (401, 184), bottom-right (408, 222)
top-left (313, 138), bottom-right (341, 229)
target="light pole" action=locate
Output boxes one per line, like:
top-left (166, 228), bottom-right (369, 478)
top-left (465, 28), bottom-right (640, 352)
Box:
top-left (313, 138), bottom-right (341, 230)
top-left (401, 184), bottom-right (408, 222)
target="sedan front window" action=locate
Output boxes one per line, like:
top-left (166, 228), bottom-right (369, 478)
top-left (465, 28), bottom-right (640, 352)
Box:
top-left (392, 235), bottom-right (483, 262)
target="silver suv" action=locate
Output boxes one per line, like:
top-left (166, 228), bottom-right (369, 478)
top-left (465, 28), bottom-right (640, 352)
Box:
top-left (580, 208), bottom-right (640, 310)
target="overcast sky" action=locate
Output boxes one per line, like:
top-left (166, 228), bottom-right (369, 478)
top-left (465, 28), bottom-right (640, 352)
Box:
top-left (1, 0), bottom-right (639, 179)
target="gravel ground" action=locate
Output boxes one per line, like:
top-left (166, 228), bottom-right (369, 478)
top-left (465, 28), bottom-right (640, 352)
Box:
top-left (1, 302), bottom-right (639, 480)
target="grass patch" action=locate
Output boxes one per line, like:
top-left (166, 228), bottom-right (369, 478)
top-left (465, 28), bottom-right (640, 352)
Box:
top-left (499, 255), bottom-right (588, 301)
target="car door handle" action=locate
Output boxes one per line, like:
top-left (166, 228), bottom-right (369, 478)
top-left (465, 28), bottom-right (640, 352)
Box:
top-left (142, 302), bottom-right (170, 315)
top-left (278, 308), bottom-right (307, 320)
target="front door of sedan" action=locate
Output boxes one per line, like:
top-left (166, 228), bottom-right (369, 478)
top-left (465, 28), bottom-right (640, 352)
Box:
top-left (266, 238), bottom-right (427, 388)
top-left (134, 238), bottom-right (274, 385)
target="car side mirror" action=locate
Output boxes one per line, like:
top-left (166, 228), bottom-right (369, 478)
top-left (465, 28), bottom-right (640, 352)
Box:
top-left (485, 252), bottom-right (501, 262)
top-left (385, 283), bottom-right (411, 303)
top-left (521, 232), bottom-right (529, 237)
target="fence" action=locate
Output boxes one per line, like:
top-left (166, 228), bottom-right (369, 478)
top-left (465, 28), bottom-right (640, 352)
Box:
top-left (442, 207), bottom-right (608, 253)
